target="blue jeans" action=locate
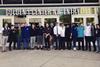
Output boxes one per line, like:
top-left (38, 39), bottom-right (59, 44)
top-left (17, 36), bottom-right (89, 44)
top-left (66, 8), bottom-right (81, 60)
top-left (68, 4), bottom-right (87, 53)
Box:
top-left (72, 38), bottom-right (77, 48)
top-left (23, 38), bottom-right (30, 49)
top-left (17, 37), bottom-right (22, 49)
top-left (97, 37), bottom-right (100, 52)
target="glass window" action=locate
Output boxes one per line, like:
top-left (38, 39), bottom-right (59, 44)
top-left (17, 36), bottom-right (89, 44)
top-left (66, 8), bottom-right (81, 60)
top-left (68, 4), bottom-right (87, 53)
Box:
top-left (3, 0), bottom-right (22, 4)
top-left (24, 0), bottom-right (42, 4)
top-left (64, 0), bottom-right (83, 3)
top-left (74, 18), bottom-right (83, 23)
top-left (86, 18), bottom-right (94, 23)
top-left (0, 9), bottom-right (6, 15)
top-left (85, 0), bottom-right (99, 2)
top-left (44, 0), bottom-right (62, 3)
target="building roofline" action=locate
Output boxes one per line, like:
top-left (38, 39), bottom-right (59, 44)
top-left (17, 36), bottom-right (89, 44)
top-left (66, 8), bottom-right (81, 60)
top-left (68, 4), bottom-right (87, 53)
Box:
top-left (0, 2), bottom-right (99, 7)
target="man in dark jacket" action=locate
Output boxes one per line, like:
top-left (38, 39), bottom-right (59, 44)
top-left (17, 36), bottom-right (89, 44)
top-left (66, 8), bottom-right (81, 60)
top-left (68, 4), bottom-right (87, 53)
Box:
top-left (8, 25), bottom-right (17, 51)
top-left (35, 23), bottom-right (44, 49)
top-left (30, 24), bottom-right (36, 49)
top-left (65, 24), bottom-right (72, 50)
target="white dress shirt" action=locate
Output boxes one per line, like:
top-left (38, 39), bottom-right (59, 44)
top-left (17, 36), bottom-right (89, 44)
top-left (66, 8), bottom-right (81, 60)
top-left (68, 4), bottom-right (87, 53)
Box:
top-left (84, 25), bottom-right (92, 36)
top-left (53, 25), bottom-right (62, 36)
top-left (60, 26), bottom-right (65, 37)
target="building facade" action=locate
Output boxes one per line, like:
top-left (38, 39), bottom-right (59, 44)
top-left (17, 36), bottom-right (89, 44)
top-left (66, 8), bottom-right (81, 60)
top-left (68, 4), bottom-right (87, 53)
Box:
top-left (0, 0), bottom-right (99, 28)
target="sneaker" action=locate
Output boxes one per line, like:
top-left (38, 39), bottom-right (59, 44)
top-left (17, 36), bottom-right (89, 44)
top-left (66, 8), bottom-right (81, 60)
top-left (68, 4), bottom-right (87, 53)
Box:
top-left (73, 48), bottom-right (77, 51)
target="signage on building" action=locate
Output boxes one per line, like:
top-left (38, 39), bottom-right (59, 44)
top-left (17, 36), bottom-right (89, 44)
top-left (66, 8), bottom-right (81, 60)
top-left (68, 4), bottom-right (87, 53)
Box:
top-left (5, 7), bottom-right (96, 16)
top-left (6, 8), bottom-right (80, 16)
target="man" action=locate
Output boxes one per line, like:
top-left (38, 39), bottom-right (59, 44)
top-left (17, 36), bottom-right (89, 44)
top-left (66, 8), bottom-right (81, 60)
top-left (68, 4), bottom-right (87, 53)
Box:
top-left (59, 23), bottom-right (66, 50)
top-left (36, 23), bottom-right (44, 49)
top-left (84, 23), bottom-right (92, 51)
top-left (21, 23), bottom-right (30, 49)
top-left (91, 23), bottom-right (96, 51)
top-left (53, 22), bottom-right (61, 50)
top-left (65, 24), bottom-right (72, 50)
top-left (76, 23), bottom-right (84, 51)
top-left (30, 24), bottom-right (36, 49)
top-left (17, 24), bottom-right (22, 49)
top-left (2, 24), bottom-right (9, 52)
top-left (8, 25), bottom-right (17, 51)
top-left (96, 24), bottom-right (100, 53)
top-left (71, 23), bottom-right (78, 51)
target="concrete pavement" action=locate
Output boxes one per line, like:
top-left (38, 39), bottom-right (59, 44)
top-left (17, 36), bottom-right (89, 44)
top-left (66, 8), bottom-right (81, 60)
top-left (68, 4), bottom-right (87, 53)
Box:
top-left (0, 50), bottom-right (100, 67)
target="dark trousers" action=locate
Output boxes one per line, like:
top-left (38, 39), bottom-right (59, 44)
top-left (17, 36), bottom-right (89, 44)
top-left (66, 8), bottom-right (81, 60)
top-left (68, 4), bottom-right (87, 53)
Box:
top-left (59, 37), bottom-right (65, 50)
top-left (44, 36), bottom-right (50, 49)
top-left (66, 38), bottom-right (71, 50)
top-left (91, 36), bottom-right (96, 51)
top-left (77, 37), bottom-right (84, 50)
top-left (22, 38), bottom-right (30, 49)
top-left (9, 41), bottom-right (17, 51)
top-left (72, 38), bottom-right (77, 48)
top-left (85, 36), bottom-right (96, 51)
top-left (17, 37), bottom-right (22, 49)
top-left (54, 35), bottom-right (60, 49)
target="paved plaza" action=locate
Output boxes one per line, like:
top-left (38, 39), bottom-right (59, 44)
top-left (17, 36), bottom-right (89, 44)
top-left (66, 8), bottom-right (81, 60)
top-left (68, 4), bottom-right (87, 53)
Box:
top-left (0, 49), bottom-right (100, 67)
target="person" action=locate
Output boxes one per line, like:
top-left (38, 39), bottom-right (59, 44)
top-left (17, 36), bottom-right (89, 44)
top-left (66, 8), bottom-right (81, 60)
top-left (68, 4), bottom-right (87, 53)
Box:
top-left (8, 25), bottom-right (17, 51)
top-left (21, 23), bottom-right (30, 49)
top-left (49, 23), bottom-right (54, 49)
top-left (76, 23), bottom-right (84, 51)
top-left (30, 24), bottom-right (36, 49)
top-left (17, 24), bottom-right (22, 49)
top-left (36, 23), bottom-right (44, 49)
top-left (53, 22), bottom-right (61, 50)
top-left (71, 23), bottom-right (78, 51)
top-left (44, 23), bottom-right (52, 50)
top-left (2, 24), bottom-right (9, 52)
top-left (91, 23), bottom-right (96, 51)
top-left (96, 24), bottom-right (100, 53)
top-left (65, 24), bottom-right (72, 50)
top-left (59, 23), bottom-right (66, 50)
top-left (84, 23), bottom-right (92, 51)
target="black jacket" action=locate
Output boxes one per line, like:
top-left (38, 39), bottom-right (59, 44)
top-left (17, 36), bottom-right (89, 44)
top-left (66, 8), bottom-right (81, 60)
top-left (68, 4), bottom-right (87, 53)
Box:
top-left (8, 29), bottom-right (17, 42)
top-left (30, 27), bottom-right (36, 36)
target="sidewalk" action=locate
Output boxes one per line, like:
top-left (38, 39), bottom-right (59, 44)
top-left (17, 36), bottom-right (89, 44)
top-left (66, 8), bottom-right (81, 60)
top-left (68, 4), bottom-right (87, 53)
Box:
top-left (0, 50), bottom-right (100, 67)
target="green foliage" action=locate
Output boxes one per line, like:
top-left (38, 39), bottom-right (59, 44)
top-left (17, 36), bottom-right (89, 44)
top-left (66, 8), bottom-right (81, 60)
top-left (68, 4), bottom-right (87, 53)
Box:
top-left (59, 14), bottom-right (71, 24)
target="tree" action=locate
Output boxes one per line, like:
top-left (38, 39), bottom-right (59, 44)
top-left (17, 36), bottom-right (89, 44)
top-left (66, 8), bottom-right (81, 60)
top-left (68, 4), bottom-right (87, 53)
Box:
top-left (59, 14), bottom-right (71, 24)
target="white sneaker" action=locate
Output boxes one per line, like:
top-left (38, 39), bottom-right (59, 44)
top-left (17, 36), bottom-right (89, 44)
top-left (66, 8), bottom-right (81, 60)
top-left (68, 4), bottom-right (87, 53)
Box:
top-left (73, 48), bottom-right (77, 51)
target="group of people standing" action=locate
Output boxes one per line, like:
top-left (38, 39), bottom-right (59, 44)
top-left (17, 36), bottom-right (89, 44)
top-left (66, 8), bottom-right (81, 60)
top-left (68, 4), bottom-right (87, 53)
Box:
top-left (1, 22), bottom-right (100, 53)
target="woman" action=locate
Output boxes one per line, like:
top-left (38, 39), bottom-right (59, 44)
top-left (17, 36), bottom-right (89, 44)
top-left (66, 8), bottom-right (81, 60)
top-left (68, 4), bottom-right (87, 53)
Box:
top-left (44, 23), bottom-right (52, 50)
top-left (8, 25), bottom-right (17, 51)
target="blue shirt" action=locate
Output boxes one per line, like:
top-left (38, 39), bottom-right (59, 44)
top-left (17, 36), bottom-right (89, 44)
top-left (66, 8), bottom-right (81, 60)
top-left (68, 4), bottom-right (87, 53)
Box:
top-left (21, 26), bottom-right (30, 39)
top-left (71, 26), bottom-right (77, 38)
top-left (77, 26), bottom-right (84, 38)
